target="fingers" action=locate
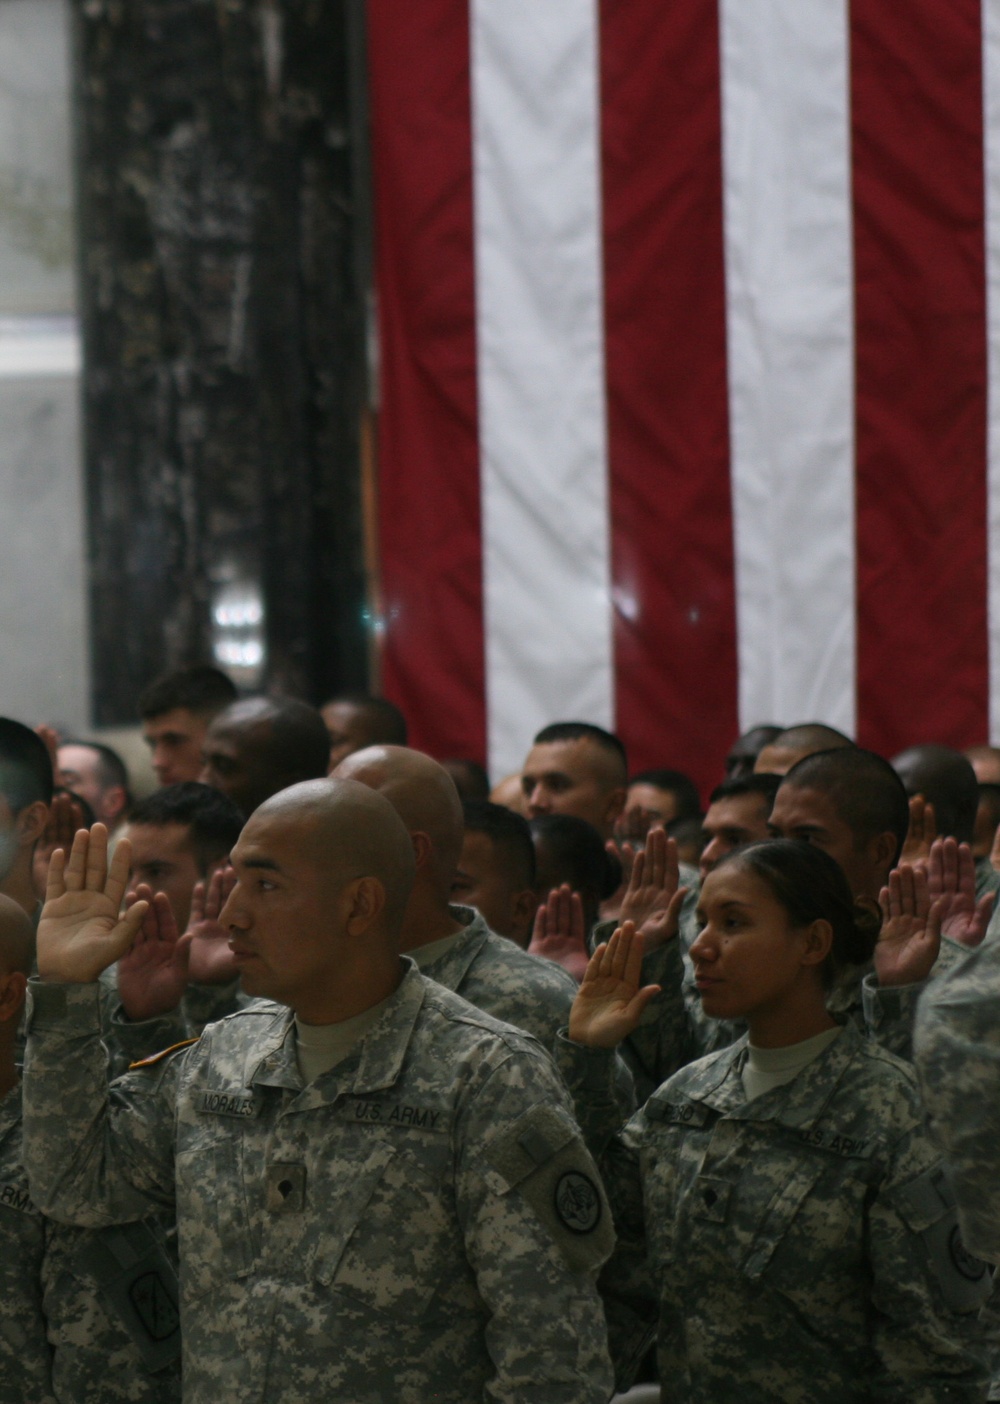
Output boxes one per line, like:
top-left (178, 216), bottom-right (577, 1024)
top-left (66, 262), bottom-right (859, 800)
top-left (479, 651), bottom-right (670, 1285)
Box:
top-left (84, 824), bottom-right (109, 892)
top-left (104, 835), bottom-right (132, 912)
top-left (581, 942), bottom-right (608, 987)
top-left (45, 846), bottom-right (67, 903)
top-left (568, 889), bottom-right (585, 941)
top-left (625, 848), bottom-right (645, 898)
top-left (956, 841), bottom-right (975, 898)
top-left (63, 828), bottom-right (93, 892)
top-left (624, 984), bottom-right (662, 1022)
top-left (114, 900), bottom-right (150, 955)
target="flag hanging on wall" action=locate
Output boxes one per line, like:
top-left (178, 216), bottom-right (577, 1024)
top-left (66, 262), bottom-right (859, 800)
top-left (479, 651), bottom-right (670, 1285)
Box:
top-left (366, 0), bottom-right (998, 796)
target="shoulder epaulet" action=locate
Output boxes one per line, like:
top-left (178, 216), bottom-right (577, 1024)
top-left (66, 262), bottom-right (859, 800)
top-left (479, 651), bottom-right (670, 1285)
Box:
top-left (129, 1037), bottom-right (200, 1071)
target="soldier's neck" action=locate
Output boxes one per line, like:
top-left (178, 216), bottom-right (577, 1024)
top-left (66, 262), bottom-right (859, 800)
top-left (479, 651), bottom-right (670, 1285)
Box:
top-left (398, 885), bottom-right (465, 952)
top-left (0, 858), bottom-right (39, 920)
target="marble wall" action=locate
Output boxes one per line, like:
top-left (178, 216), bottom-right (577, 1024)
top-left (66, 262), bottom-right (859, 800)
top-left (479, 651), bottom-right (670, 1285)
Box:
top-left (0, 0), bottom-right (89, 732)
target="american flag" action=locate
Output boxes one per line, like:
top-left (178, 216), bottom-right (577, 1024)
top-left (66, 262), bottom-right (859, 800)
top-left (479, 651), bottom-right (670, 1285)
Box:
top-left (366, 0), bottom-right (999, 795)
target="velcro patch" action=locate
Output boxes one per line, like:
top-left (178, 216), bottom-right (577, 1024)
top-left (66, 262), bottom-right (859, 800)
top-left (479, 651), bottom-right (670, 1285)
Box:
top-left (342, 1099), bottom-right (448, 1132)
top-left (895, 1167), bottom-right (991, 1313)
top-left (483, 1105), bottom-right (615, 1274)
top-left (0, 1181), bottom-right (36, 1216)
top-left (645, 1097), bottom-right (711, 1129)
top-left (199, 1090), bottom-right (258, 1119)
top-left (797, 1125), bottom-right (873, 1159)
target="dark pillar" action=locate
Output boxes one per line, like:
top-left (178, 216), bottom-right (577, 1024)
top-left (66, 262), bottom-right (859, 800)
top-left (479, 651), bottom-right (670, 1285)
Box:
top-left (73, 0), bottom-right (372, 723)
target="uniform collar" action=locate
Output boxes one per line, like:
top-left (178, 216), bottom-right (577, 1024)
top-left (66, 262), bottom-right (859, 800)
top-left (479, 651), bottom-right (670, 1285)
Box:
top-left (687, 1019), bottom-right (863, 1127)
top-left (247, 959), bottom-right (429, 1102)
top-left (417, 906), bottom-right (490, 987)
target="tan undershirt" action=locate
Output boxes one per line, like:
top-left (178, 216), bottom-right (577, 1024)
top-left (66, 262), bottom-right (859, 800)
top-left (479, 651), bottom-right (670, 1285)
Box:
top-left (408, 929), bottom-right (469, 970)
top-left (741, 1026), bottom-right (842, 1101)
top-left (294, 993), bottom-right (395, 1084)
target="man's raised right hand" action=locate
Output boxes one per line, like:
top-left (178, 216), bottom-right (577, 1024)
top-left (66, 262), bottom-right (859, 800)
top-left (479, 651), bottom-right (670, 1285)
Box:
top-left (37, 824), bottom-right (147, 984)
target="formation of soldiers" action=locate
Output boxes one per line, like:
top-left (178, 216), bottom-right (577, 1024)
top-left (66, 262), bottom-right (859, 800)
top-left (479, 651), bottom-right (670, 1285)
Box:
top-left (1, 666), bottom-right (998, 1401)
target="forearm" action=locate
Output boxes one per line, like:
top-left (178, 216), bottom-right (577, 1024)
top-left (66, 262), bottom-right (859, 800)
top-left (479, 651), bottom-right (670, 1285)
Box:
top-left (23, 981), bottom-right (175, 1227)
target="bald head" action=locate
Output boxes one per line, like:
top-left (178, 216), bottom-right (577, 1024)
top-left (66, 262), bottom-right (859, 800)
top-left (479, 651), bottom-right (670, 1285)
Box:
top-left (755, 723), bottom-right (854, 776)
top-left (892, 744), bottom-right (979, 845)
top-left (247, 777), bottom-right (417, 935)
top-left (333, 746), bottom-right (464, 900)
top-left (201, 696), bottom-right (331, 817)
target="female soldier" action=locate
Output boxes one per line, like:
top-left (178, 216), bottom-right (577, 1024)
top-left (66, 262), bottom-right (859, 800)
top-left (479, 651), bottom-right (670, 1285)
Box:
top-left (565, 839), bottom-right (990, 1402)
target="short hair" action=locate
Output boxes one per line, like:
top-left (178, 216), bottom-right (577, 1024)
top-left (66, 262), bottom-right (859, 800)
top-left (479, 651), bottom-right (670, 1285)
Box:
top-left (462, 800), bottom-right (536, 888)
top-left (709, 773), bottom-right (781, 809)
top-left (782, 747), bottom-right (910, 864)
top-left (891, 744), bottom-right (979, 845)
top-left (718, 839), bottom-right (881, 988)
top-left (773, 722), bottom-right (854, 752)
top-left (139, 665), bottom-right (238, 721)
top-left (443, 759), bottom-right (491, 802)
top-left (213, 696), bottom-right (331, 782)
top-left (532, 722), bottom-right (628, 779)
top-left (323, 693), bottom-right (408, 746)
top-left (64, 740), bottom-right (129, 796)
top-left (0, 718), bottom-right (53, 811)
top-left (529, 813), bottom-right (621, 902)
top-left (129, 782), bottom-right (244, 872)
top-left (630, 768), bottom-right (702, 822)
top-left (978, 782), bottom-right (1000, 834)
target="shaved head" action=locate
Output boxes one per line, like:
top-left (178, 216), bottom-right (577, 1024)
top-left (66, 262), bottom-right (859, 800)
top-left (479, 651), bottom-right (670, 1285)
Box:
top-left (0, 892), bottom-right (34, 977)
top-left (756, 722), bottom-right (854, 776)
top-left (333, 746), bottom-right (464, 898)
top-left (246, 777), bottom-right (417, 934)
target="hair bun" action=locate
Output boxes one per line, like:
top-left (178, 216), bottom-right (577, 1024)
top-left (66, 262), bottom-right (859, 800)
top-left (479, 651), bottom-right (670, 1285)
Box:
top-left (849, 898), bottom-right (882, 963)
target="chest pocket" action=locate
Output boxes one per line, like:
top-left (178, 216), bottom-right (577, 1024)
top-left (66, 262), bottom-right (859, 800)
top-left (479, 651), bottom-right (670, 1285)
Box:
top-left (175, 1128), bottom-right (255, 1300)
top-left (314, 1139), bottom-right (456, 1321)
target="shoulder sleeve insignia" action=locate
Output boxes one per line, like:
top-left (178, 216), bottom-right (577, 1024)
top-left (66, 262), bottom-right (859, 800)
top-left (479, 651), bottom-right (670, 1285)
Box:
top-left (129, 1037), bottom-right (200, 1071)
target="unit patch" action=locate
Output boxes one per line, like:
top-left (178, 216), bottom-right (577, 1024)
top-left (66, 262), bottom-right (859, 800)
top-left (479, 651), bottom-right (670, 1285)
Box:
top-left (554, 1171), bottom-right (602, 1235)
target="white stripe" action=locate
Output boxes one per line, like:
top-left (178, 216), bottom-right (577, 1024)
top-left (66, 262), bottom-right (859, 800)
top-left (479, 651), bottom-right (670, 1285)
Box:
top-left (0, 317), bottom-right (80, 378)
top-left (720, 1), bottom-right (857, 735)
top-left (984, 8), bottom-right (1000, 743)
top-left (470, 0), bottom-right (614, 781)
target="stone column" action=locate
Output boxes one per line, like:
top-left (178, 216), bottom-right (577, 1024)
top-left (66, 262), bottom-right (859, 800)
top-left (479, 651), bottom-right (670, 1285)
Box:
top-left (73, 0), bottom-right (371, 723)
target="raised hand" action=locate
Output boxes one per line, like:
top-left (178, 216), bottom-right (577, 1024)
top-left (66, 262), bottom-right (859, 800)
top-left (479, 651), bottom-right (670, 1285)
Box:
top-left (876, 864), bottom-right (945, 987)
top-left (186, 866), bottom-right (239, 986)
top-left (900, 795), bottom-right (937, 866)
top-left (568, 923), bottom-right (661, 1048)
top-left (528, 883), bottom-right (589, 982)
top-left (117, 885), bottom-right (192, 1020)
top-left (33, 791), bottom-right (87, 900)
top-left (617, 826), bottom-right (687, 952)
top-left (37, 825), bottom-right (147, 983)
top-left (924, 837), bottom-right (994, 949)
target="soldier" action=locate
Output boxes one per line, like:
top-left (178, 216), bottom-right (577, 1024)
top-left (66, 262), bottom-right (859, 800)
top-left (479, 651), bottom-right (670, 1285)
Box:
top-left (334, 746), bottom-right (584, 1049)
top-left (21, 786), bottom-right (615, 1404)
top-left (914, 937), bottom-right (1000, 1266)
top-left (0, 894), bottom-right (180, 1404)
top-left (560, 840), bottom-right (990, 1401)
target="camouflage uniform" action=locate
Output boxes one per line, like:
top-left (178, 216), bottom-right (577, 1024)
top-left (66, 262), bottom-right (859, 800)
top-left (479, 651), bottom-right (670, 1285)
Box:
top-left (914, 938), bottom-right (1000, 1266)
top-left (1, 1083), bottom-right (181, 1404)
top-left (424, 906), bottom-right (581, 1047)
top-left (22, 963), bottom-right (615, 1404)
top-left (559, 1021), bottom-right (990, 1400)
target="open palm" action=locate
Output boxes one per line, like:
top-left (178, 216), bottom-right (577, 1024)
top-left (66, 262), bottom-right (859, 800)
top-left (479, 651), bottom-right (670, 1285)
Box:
top-left (38, 825), bottom-right (147, 983)
top-left (568, 923), bottom-right (661, 1049)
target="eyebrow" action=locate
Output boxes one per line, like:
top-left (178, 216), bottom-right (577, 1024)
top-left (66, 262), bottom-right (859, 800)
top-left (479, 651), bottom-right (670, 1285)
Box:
top-left (238, 856), bottom-right (285, 874)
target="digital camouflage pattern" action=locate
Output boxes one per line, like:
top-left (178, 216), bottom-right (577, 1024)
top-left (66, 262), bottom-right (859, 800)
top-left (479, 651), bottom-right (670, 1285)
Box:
top-left (426, 907), bottom-right (581, 1048)
top-left (1, 1083), bottom-right (180, 1404)
top-left (914, 938), bottom-right (1000, 1266)
top-left (582, 1020), bottom-right (990, 1401)
top-left (22, 964), bottom-right (615, 1404)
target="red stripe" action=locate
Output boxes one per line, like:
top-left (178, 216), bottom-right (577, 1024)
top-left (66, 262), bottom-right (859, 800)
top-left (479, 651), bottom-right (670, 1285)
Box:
top-left (853, 1), bottom-right (989, 754)
top-left (366, 1), bottom-right (487, 764)
top-left (601, 0), bottom-right (738, 799)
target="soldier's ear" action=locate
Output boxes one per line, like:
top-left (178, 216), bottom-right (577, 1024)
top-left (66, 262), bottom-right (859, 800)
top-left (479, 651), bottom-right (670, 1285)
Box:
top-left (16, 800), bottom-right (48, 849)
top-left (0, 969), bottom-right (26, 1024)
top-left (343, 876), bottom-right (386, 936)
